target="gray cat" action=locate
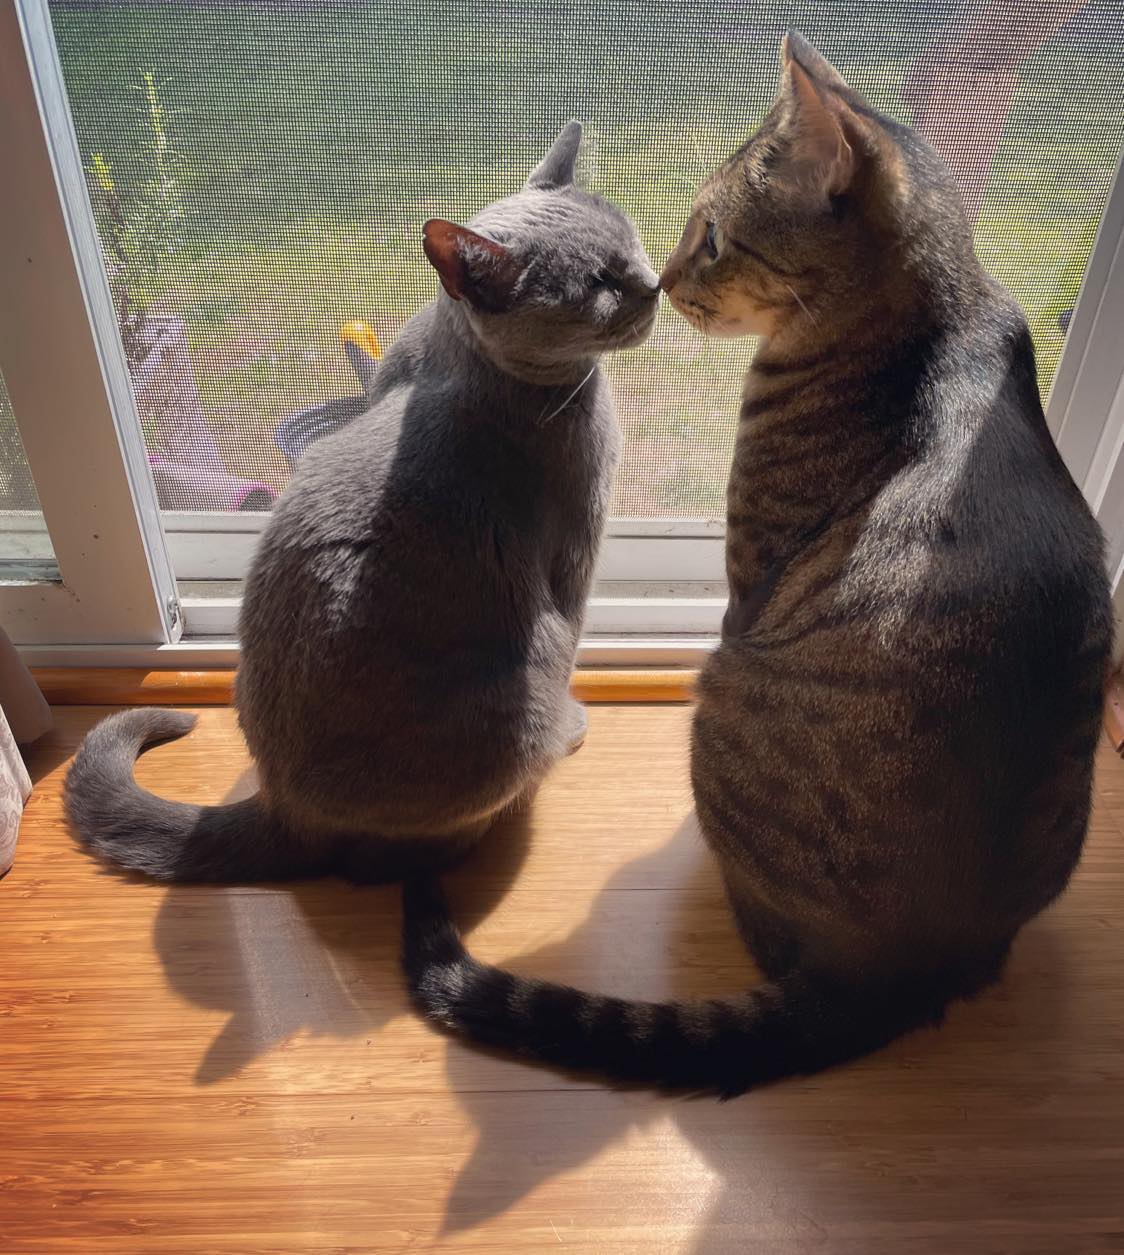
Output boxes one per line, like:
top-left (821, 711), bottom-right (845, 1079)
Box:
top-left (66, 122), bottom-right (660, 883)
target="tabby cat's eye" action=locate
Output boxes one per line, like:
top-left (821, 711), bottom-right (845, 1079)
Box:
top-left (704, 221), bottom-right (719, 259)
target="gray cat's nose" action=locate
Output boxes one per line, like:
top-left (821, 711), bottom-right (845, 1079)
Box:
top-left (637, 265), bottom-right (660, 296)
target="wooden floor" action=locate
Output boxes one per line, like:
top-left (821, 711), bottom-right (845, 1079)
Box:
top-left (2, 705), bottom-right (1123, 1253)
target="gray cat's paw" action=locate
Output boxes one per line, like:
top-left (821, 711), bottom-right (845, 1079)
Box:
top-left (565, 699), bottom-right (588, 755)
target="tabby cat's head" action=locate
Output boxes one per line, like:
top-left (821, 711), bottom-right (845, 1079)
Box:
top-left (423, 122), bottom-right (660, 384)
top-left (660, 32), bottom-right (973, 342)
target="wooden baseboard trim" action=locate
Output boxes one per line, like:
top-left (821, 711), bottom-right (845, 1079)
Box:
top-left (574, 670), bottom-right (697, 703)
top-left (32, 668), bottom-right (237, 707)
top-left (34, 666), bottom-right (1124, 731)
top-left (31, 666), bottom-right (698, 707)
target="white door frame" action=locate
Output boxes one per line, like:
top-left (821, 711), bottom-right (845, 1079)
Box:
top-left (1047, 145), bottom-right (1124, 492)
top-left (1046, 142), bottom-right (1124, 650)
top-left (0, 0), bottom-right (179, 645)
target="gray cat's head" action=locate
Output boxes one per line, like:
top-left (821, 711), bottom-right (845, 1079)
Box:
top-left (422, 122), bottom-right (659, 383)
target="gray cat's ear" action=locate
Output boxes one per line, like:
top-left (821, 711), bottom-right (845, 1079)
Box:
top-left (526, 120), bottom-right (582, 189)
top-left (422, 219), bottom-right (522, 313)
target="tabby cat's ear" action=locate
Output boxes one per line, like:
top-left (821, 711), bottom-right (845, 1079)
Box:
top-left (526, 120), bottom-right (582, 190)
top-left (780, 30), bottom-right (849, 92)
top-left (422, 220), bottom-right (523, 313)
top-left (777, 30), bottom-right (894, 205)
top-left (779, 34), bottom-right (860, 198)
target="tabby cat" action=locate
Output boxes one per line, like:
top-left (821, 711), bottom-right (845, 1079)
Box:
top-left (403, 34), bottom-right (1112, 1095)
top-left (66, 123), bottom-right (659, 884)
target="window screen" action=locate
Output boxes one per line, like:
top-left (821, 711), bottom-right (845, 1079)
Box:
top-left (0, 369), bottom-right (54, 568)
top-left (0, 366), bottom-right (55, 569)
top-left (49, 0), bottom-right (1124, 520)
top-left (0, 374), bottom-right (41, 514)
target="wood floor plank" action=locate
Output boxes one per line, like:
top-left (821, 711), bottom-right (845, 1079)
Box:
top-left (1, 705), bottom-right (1122, 1252)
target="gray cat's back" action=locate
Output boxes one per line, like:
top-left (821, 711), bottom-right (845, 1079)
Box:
top-left (237, 354), bottom-right (583, 830)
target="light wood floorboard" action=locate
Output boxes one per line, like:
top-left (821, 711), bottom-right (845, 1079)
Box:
top-left (2, 705), bottom-right (1122, 1252)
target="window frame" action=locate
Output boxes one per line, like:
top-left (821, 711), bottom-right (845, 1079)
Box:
top-left (2, 2), bottom-right (1124, 668)
top-left (158, 512), bottom-right (725, 582)
top-left (162, 512), bottom-right (729, 639)
top-left (0, 0), bottom-right (179, 647)
top-left (1045, 143), bottom-right (1124, 653)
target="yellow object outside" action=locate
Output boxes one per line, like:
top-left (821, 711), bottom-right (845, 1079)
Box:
top-left (91, 153), bottom-right (115, 194)
top-left (340, 320), bottom-right (382, 361)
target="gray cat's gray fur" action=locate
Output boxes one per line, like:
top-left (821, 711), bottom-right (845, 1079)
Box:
top-left (66, 122), bottom-right (659, 883)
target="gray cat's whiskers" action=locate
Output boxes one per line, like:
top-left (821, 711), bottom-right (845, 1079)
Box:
top-left (538, 363), bottom-right (599, 425)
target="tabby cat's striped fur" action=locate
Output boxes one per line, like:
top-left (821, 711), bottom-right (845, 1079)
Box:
top-left (403, 32), bottom-right (1112, 1096)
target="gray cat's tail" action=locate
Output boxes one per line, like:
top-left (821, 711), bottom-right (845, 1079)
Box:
top-left (65, 708), bottom-right (325, 882)
top-left (403, 876), bottom-right (999, 1098)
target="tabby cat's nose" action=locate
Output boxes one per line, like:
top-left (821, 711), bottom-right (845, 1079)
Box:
top-left (659, 260), bottom-right (682, 291)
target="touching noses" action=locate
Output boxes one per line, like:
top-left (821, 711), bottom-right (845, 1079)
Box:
top-left (638, 264), bottom-right (661, 298)
top-left (659, 256), bottom-right (683, 292)
top-left (660, 223), bottom-right (700, 292)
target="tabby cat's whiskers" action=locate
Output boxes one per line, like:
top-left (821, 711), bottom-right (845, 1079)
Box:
top-left (785, 284), bottom-right (818, 326)
top-left (689, 133), bottom-right (708, 178)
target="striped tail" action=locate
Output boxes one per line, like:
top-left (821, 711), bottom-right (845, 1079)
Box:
top-left (402, 875), bottom-right (960, 1097)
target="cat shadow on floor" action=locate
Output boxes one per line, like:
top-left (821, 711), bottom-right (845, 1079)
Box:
top-left (429, 813), bottom-right (1078, 1250)
top-left (147, 766), bottom-right (1079, 1250)
top-left (151, 765), bottom-right (535, 1085)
